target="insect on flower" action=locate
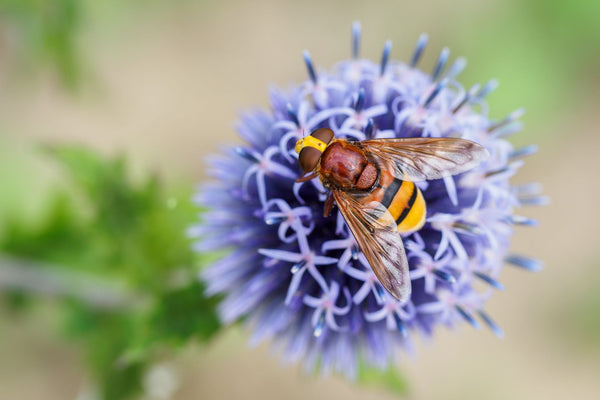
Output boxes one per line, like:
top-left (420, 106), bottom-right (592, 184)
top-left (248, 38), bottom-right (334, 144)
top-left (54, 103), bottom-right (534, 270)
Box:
top-left (193, 21), bottom-right (544, 379)
top-left (295, 128), bottom-right (488, 302)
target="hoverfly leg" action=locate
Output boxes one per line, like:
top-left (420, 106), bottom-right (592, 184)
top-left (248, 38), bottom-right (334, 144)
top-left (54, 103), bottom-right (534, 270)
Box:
top-left (323, 191), bottom-right (334, 217)
top-left (295, 171), bottom-right (319, 183)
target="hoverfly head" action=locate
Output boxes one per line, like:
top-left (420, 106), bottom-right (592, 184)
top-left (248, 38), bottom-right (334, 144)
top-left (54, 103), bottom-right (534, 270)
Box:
top-left (295, 128), bottom-right (334, 172)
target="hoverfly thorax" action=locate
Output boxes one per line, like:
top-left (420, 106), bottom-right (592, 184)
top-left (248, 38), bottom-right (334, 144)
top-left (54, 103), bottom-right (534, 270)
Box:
top-left (319, 141), bottom-right (380, 192)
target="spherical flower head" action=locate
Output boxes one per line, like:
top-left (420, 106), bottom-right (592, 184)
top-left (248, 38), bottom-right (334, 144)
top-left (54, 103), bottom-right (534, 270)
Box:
top-left (192, 23), bottom-right (545, 379)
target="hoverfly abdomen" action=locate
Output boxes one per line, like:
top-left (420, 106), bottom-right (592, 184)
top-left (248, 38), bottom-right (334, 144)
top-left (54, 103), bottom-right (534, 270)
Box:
top-left (365, 169), bottom-right (427, 234)
top-left (387, 180), bottom-right (426, 234)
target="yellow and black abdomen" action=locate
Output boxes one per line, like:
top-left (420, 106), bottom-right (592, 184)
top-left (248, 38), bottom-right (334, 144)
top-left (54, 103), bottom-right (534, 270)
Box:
top-left (379, 177), bottom-right (426, 234)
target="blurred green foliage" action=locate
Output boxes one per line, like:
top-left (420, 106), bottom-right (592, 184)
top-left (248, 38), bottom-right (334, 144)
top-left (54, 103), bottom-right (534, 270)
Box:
top-left (557, 270), bottom-right (600, 352)
top-left (0, 0), bottom-right (84, 89)
top-left (456, 0), bottom-right (600, 144)
top-left (358, 363), bottom-right (409, 395)
top-left (0, 147), bottom-right (221, 399)
top-left (572, 292), bottom-right (600, 350)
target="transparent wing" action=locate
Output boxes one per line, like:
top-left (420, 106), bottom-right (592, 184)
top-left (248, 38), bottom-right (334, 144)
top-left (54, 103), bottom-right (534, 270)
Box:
top-left (332, 190), bottom-right (411, 303)
top-left (361, 137), bottom-right (488, 181)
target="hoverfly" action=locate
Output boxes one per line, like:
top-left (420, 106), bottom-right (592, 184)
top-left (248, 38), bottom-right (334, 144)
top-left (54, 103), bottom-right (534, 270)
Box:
top-left (295, 128), bottom-right (488, 303)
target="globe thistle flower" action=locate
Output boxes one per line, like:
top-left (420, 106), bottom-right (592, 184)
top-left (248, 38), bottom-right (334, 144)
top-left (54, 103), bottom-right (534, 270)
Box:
top-left (192, 23), bottom-right (545, 379)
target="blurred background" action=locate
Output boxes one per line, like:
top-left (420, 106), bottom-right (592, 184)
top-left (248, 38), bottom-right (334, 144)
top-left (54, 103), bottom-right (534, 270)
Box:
top-left (0, 0), bottom-right (599, 399)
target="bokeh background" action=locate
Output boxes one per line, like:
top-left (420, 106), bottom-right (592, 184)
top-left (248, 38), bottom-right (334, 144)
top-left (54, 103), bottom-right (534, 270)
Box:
top-left (1, 0), bottom-right (599, 399)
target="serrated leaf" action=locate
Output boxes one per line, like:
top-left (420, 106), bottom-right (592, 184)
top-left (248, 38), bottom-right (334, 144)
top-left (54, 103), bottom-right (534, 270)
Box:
top-left (150, 281), bottom-right (221, 343)
top-left (125, 281), bottom-right (221, 361)
top-left (0, 191), bottom-right (87, 264)
top-left (43, 145), bottom-right (150, 235)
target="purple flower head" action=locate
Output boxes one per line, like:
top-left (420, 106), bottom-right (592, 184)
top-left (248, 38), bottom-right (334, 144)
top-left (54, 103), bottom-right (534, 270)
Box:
top-left (192, 23), bottom-right (544, 379)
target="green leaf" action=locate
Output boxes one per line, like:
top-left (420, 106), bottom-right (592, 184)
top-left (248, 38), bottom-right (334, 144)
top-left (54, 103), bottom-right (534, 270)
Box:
top-left (124, 281), bottom-right (222, 363)
top-left (1, 191), bottom-right (88, 264)
top-left (0, 145), bottom-right (223, 399)
top-left (148, 281), bottom-right (221, 344)
top-left (43, 145), bottom-right (152, 235)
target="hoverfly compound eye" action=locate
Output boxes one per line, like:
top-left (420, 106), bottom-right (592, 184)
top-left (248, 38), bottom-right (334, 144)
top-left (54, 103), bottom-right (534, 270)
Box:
top-left (311, 128), bottom-right (334, 144)
top-left (296, 128), bottom-right (334, 173)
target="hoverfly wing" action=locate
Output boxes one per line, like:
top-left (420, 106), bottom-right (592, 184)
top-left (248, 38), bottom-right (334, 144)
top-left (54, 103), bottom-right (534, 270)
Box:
top-left (332, 190), bottom-right (411, 303)
top-left (361, 137), bottom-right (488, 182)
